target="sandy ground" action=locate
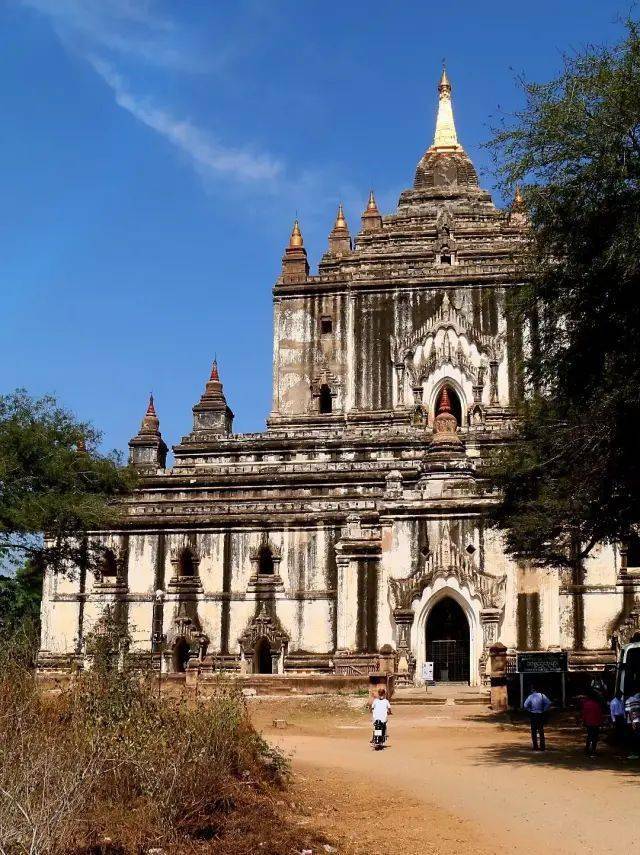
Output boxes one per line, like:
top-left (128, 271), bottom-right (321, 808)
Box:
top-left (250, 697), bottom-right (639, 855)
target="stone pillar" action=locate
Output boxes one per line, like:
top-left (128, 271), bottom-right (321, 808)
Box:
top-left (489, 360), bottom-right (499, 405)
top-left (489, 642), bottom-right (508, 712)
top-left (480, 607), bottom-right (501, 682)
top-left (393, 608), bottom-right (415, 684)
top-left (480, 607), bottom-right (501, 648)
top-left (395, 363), bottom-right (406, 407)
top-left (336, 556), bottom-right (358, 651)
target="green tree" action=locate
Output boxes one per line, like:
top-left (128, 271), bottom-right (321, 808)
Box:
top-left (0, 390), bottom-right (135, 622)
top-left (488, 20), bottom-right (640, 567)
top-left (0, 559), bottom-right (43, 632)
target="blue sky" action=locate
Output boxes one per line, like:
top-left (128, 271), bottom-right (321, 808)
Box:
top-left (0, 1), bottom-right (629, 459)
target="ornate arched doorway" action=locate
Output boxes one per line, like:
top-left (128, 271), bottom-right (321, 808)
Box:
top-left (425, 596), bottom-right (470, 682)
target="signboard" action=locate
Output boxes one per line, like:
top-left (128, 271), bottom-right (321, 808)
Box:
top-left (422, 661), bottom-right (434, 682)
top-left (517, 652), bottom-right (567, 674)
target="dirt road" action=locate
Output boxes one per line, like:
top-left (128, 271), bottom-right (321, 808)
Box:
top-left (252, 699), bottom-right (638, 855)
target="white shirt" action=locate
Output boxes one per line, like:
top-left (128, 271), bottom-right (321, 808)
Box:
top-left (372, 698), bottom-right (391, 723)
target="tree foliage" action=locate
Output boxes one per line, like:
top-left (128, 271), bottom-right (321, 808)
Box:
top-left (0, 390), bottom-right (135, 620)
top-left (488, 20), bottom-right (640, 567)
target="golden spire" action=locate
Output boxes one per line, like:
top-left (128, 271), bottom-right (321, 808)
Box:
top-left (334, 203), bottom-right (348, 231)
top-left (514, 184), bottom-right (524, 206)
top-left (366, 190), bottom-right (379, 212)
top-left (433, 66), bottom-right (460, 150)
top-left (289, 218), bottom-right (304, 247)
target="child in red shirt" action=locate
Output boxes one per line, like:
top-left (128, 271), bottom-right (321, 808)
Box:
top-left (581, 691), bottom-right (604, 756)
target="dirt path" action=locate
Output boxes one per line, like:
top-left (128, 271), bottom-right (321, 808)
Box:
top-left (252, 699), bottom-right (638, 855)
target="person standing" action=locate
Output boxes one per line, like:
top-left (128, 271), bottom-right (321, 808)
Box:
top-left (581, 690), bottom-right (604, 756)
top-left (523, 685), bottom-right (551, 750)
top-left (609, 692), bottom-right (626, 743)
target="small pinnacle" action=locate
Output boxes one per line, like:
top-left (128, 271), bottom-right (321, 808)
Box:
top-left (334, 203), bottom-right (348, 231)
top-left (438, 386), bottom-right (453, 414)
top-left (289, 218), bottom-right (304, 248)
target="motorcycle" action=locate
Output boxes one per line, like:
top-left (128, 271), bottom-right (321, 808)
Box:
top-left (372, 719), bottom-right (386, 750)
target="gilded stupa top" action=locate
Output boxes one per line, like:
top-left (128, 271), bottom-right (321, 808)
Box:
top-left (413, 69), bottom-right (479, 192)
top-left (432, 67), bottom-right (461, 151)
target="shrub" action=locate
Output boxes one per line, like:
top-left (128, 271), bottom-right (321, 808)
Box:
top-left (0, 624), bottom-right (322, 855)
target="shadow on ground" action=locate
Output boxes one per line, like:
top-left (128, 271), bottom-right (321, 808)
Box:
top-left (473, 737), bottom-right (640, 778)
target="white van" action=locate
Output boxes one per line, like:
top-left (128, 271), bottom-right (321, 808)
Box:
top-left (616, 640), bottom-right (640, 698)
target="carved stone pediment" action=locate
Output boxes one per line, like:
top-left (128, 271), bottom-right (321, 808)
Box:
top-left (391, 293), bottom-right (504, 365)
top-left (239, 604), bottom-right (289, 655)
top-left (389, 523), bottom-right (506, 611)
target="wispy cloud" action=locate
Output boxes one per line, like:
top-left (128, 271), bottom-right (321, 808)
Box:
top-left (18, 1), bottom-right (285, 186)
top-left (19, 0), bottom-right (204, 72)
top-left (90, 57), bottom-right (283, 184)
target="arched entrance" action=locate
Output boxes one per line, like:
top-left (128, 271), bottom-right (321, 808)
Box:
top-left (425, 597), bottom-right (470, 683)
top-left (254, 637), bottom-right (273, 674)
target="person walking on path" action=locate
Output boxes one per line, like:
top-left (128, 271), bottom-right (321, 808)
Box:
top-left (609, 692), bottom-right (626, 744)
top-left (523, 686), bottom-right (551, 751)
top-left (581, 690), bottom-right (604, 756)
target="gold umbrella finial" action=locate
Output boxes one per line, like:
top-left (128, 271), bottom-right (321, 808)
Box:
top-left (334, 203), bottom-right (348, 230)
top-left (289, 218), bottom-right (304, 248)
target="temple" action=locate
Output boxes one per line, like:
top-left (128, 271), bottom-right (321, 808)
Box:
top-left (38, 71), bottom-right (640, 686)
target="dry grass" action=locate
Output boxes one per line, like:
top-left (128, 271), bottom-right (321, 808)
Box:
top-left (0, 626), bottom-right (331, 855)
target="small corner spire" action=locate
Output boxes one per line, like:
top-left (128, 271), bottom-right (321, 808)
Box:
top-left (289, 219), bottom-right (304, 248)
top-left (361, 189), bottom-right (382, 233)
top-left (327, 202), bottom-right (351, 255)
top-left (129, 393), bottom-right (167, 469)
top-left (334, 203), bottom-right (348, 231)
top-left (510, 184), bottom-right (528, 226)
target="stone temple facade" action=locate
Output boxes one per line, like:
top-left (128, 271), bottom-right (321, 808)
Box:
top-left (39, 72), bottom-right (640, 686)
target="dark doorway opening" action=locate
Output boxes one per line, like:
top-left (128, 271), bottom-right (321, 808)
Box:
top-left (255, 637), bottom-right (273, 674)
top-left (258, 545), bottom-right (274, 575)
top-left (172, 636), bottom-right (191, 673)
top-left (425, 597), bottom-right (470, 683)
top-left (319, 384), bottom-right (333, 414)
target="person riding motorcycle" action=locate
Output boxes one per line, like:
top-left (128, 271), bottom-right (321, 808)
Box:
top-left (371, 686), bottom-right (392, 748)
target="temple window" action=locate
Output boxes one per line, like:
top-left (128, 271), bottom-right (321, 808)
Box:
top-left (100, 549), bottom-right (118, 579)
top-left (319, 384), bottom-right (333, 414)
top-left (258, 544), bottom-right (274, 575)
top-left (177, 548), bottom-right (197, 578)
top-left (320, 316), bottom-right (333, 335)
top-left (440, 246), bottom-right (452, 265)
top-left (627, 532), bottom-right (640, 567)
